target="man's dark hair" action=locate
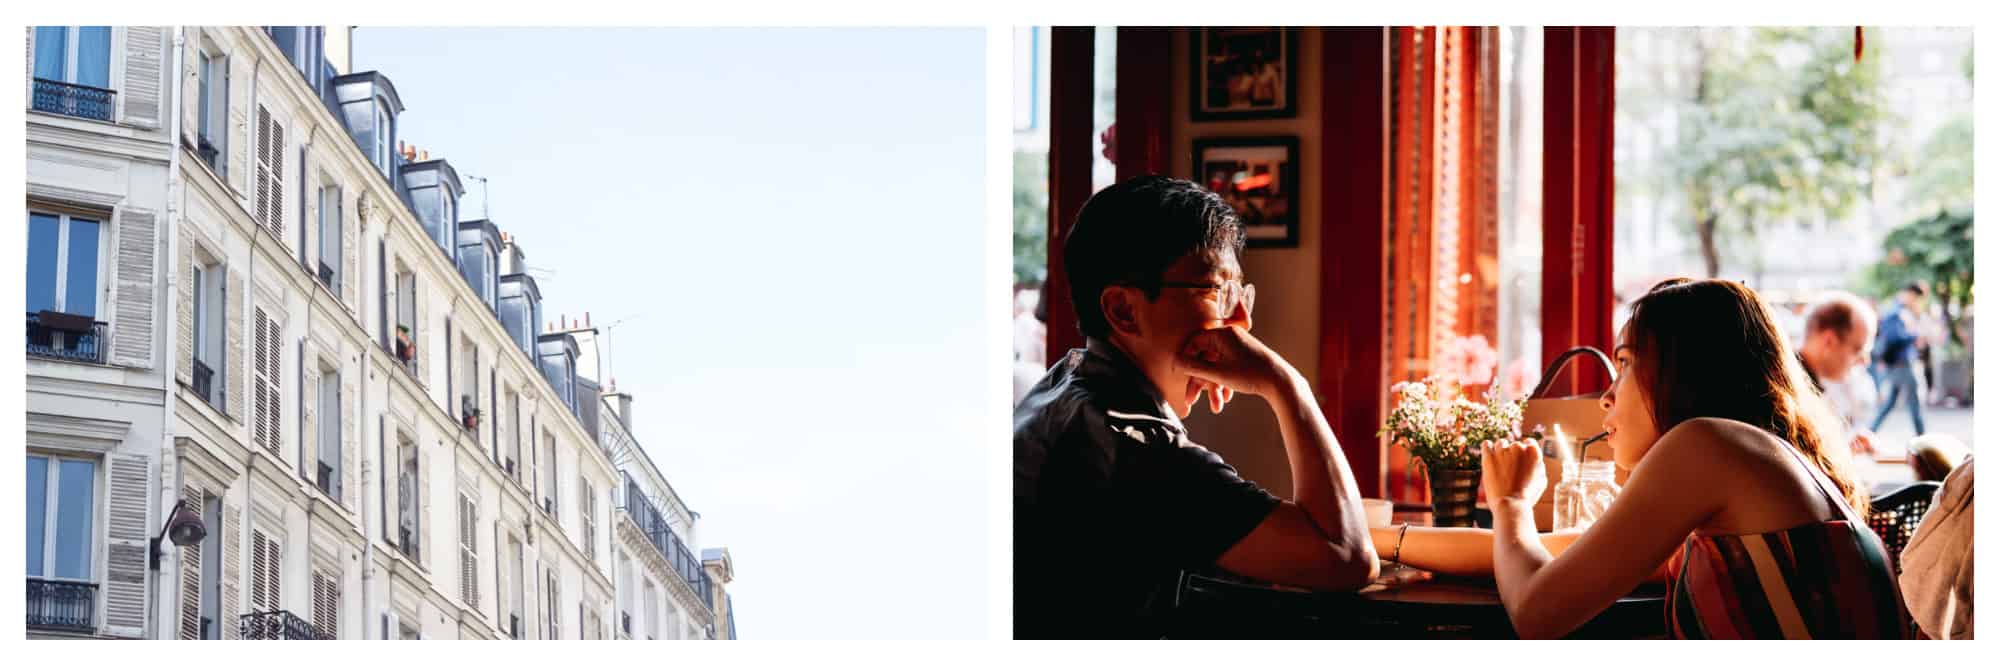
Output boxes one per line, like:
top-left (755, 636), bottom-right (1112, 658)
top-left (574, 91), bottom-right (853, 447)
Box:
top-left (1903, 281), bottom-right (1930, 298)
top-left (1063, 175), bottom-right (1245, 339)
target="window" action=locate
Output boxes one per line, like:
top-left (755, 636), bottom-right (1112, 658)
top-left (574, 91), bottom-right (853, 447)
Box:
top-left (459, 339), bottom-right (479, 430)
top-left (580, 481), bottom-right (596, 562)
top-left (26, 209), bottom-right (105, 361)
top-left (642, 580), bottom-right (659, 639)
top-left (199, 494), bottom-right (221, 639)
top-left (30, 27), bottom-right (112, 121)
top-left (393, 268), bottom-right (418, 374)
top-left (196, 47), bottom-right (228, 175)
top-left (542, 434), bottom-right (559, 517)
top-left (545, 568), bottom-right (561, 639)
top-left (507, 535), bottom-right (526, 637)
top-left (505, 389), bottom-right (522, 481)
top-left (316, 367), bottom-right (340, 498)
top-left (373, 105), bottom-right (394, 175)
top-left (191, 260), bottom-right (226, 408)
top-left (317, 184), bottom-right (342, 290)
top-left (396, 439), bottom-right (420, 562)
top-left (32, 27), bottom-right (111, 88)
top-left (27, 454), bottom-right (97, 581)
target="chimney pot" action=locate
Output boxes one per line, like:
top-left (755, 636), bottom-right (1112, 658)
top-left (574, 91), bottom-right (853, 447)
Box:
top-left (420, 149), bottom-right (430, 161)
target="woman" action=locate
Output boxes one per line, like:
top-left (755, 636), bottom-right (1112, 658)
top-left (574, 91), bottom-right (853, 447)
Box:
top-left (1380, 278), bottom-right (1910, 639)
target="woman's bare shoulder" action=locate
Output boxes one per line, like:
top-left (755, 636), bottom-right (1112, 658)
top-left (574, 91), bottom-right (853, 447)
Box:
top-left (1652, 418), bottom-right (1787, 468)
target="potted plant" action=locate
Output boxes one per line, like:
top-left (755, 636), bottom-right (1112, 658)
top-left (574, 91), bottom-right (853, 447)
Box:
top-left (1378, 377), bottom-right (1531, 527)
top-left (395, 325), bottom-right (416, 362)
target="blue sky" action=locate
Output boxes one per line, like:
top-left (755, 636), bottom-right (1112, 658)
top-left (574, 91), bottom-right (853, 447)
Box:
top-left (354, 28), bottom-right (989, 639)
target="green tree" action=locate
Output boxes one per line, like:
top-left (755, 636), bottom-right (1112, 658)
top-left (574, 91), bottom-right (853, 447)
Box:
top-left (1864, 210), bottom-right (1974, 352)
top-left (1013, 149), bottom-right (1048, 286)
top-left (1671, 28), bottom-right (1890, 277)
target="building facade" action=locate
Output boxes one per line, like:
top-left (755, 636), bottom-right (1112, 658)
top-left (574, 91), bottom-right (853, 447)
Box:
top-left (24, 25), bottom-right (732, 640)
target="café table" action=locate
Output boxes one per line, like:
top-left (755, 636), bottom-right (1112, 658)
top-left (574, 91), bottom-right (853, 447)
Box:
top-left (1166, 564), bottom-right (1667, 639)
top-left (1163, 508), bottom-right (1669, 639)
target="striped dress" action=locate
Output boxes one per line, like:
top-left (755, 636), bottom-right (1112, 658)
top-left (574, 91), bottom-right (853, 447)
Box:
top-left (1664, 444), bottom-right (1913, 639)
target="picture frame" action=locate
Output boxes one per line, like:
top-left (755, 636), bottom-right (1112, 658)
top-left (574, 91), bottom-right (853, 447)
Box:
top-left (1190, 27), bottom-right (1299, 121)
top-left (1193, 136), bottom-right (1300, 248)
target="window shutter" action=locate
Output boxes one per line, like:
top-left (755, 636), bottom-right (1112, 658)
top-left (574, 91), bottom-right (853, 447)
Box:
top-left (179, 29), bottom-right (202, 148)
top-left (249, 530), bottom-right (272, 612)
top-left (221, 502), bottom-right (241, 638)
top-left (226, 57), bottom-right (247, 191)
top-left (418, 445), bottom-right (432, 568)
top-left (253, 308), bottom-right (274, 454)
top-left (254, 106), bottom-right (275, 236)
top-left (341, 368), bottom-right (355, 509)
top-left (297, 339), bottom-right (310, 481)
top-left (177, 483), bottom-right (205, 640)
top-left (459, 496), bottom-right (479, 607)
top-left (95, 453), bottom-right (151, 636)
top-left (175, 226), bottom-right (194, 387)
top-left (581, 484), bottom-right (595, 562)
top-left (224, 267), bottom-right (243, 421)
top-left (445, 321), bottom-right (454, 419)
top-left (298, 150), bottom-right (312, 268)
top-left (110, 208), bottom-right (158, 368)
top-left (341, 190), bottom-right (356, 310)
top-left (377, 239), bottom-right (388, 350)
top-left (121, 27), bottom-right (164, 127)
top-left (312, 569), bottom-right (339, 638)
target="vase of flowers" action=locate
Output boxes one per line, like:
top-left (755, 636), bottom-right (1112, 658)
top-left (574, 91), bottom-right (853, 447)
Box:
top-left (1378, 377), bottom-right (1530, 527)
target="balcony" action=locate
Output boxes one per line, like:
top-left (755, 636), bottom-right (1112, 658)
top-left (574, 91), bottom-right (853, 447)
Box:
top-left (621, 611), bottom-right (632, 637)
top-left (509, 612), bottom-right (522, 639)
top-left (239, 610), bottom-right (331, 640)
top-left (26, 311), bottom-right (106, 364)
top-left (316, 462), bottom-right (337, 497)
top-left (317, 262), bottom-right (337, 290)
top-left (26, 578), bottom-right (96, 633)
top-left (32, 78), bottom-right (115, 122)
top-left (622, 474), bottom-right (713, 608)
top-left (192, 358), bottom-right (217, 406)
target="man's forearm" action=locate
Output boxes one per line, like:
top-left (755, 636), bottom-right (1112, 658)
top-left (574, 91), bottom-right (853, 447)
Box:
top-left (1267, 370), bottom-right (1374, 560)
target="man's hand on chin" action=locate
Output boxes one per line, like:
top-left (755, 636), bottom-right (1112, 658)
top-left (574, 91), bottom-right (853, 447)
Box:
top-left (1181, 376), bottom-right (1236, 417)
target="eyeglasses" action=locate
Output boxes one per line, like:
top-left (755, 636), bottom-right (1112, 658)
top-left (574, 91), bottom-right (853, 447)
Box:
top-left (1159, 280), bottom-right (1255, 321)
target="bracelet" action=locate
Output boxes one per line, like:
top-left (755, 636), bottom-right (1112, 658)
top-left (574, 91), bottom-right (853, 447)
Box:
top-left (1390, 523), bottom-right (1409, 563)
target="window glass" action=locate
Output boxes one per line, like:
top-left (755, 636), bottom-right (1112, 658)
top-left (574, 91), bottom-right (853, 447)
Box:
top-left (27, 212), bottom-right (60, 313)
top-left (54, 459), bottom-right (95, 579)
top-left (64, 217), bottom-right (99, 318)
top-left (33, 27), bottom-right (66, 80)
top-left (76, 27), bottom-right (110, 88)
top-left (26, 456), bottom-right (48, 576)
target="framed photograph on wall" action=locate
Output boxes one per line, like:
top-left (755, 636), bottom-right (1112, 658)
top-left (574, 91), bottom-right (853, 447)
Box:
top-left (1194, 136), bottom-right (1299, 248)
top-left (1191, 27), bottom-right (1298, 121)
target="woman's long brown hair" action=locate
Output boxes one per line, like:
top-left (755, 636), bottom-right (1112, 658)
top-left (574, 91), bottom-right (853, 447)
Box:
top-left (1626, 278), bottom-right (1870, 518)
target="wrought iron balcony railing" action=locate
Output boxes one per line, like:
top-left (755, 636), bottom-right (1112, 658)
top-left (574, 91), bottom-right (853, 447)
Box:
top-left (622, 474), bottom-right (713, 608)
top-left (192, 358), bottom-right (217, 406)
top-left (26, 578), bottom-right (97, 632)
top-left (239, 609), bottom-right (330, 639)
top-left (32, 78), bottom-right (115, 122)
top-left (27, 311), bottom-right (107, 364)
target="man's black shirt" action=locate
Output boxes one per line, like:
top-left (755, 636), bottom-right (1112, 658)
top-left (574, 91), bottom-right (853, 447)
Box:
top-left (1013, 338), bottom-right (1280, 638)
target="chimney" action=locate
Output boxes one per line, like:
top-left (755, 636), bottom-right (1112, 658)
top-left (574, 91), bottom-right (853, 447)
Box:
top-left (616, 391), bottom-right (634, 429)
top-left (420, 149), bottom-right (430, 161)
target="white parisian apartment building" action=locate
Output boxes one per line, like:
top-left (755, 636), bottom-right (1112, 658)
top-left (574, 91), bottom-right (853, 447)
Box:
top-left (24, 25), bottom-right (732, 640)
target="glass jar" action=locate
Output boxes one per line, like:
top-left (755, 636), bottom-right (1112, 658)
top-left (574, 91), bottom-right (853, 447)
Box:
top-left (1554, 460), bottom-right (1621, 531)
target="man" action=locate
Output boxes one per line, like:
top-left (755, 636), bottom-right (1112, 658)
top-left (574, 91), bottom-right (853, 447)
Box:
top-left (1871, 282), bottom-right (1929, 436)
top-left (1014, 176), bottom-right (1376, 638)
top-left (1796, 291), bottom-right (1879, 455)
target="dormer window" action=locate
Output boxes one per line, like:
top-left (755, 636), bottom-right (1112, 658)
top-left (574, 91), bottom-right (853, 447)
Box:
top-left (537, 333), bottom-right (579, 415)
top-left (499, 273), bottom-right (542, 360)
top-left (399, 159), bottom-right (462, 256)
top-left (457, 220), bottom-right (501, 312)
top-left (331, 72), bottom-right (404, 181)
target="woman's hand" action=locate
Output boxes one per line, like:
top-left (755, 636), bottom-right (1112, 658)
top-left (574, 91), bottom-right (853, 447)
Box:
top-left (1482, 439), bottom-right (1547, 508)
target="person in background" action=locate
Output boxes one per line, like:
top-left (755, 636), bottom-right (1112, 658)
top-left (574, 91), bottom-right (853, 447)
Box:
top-left (1900, 457), bottom-right (1974, 639)
top-left (1870, 282), bottom-right (1930, 436)
top-left (1012, 284), bottom-right (1048, 406)
top-left (1014, 176), bottom-right (1376, 638)
top-left (1796, 292), bottom-right (1880, 457)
